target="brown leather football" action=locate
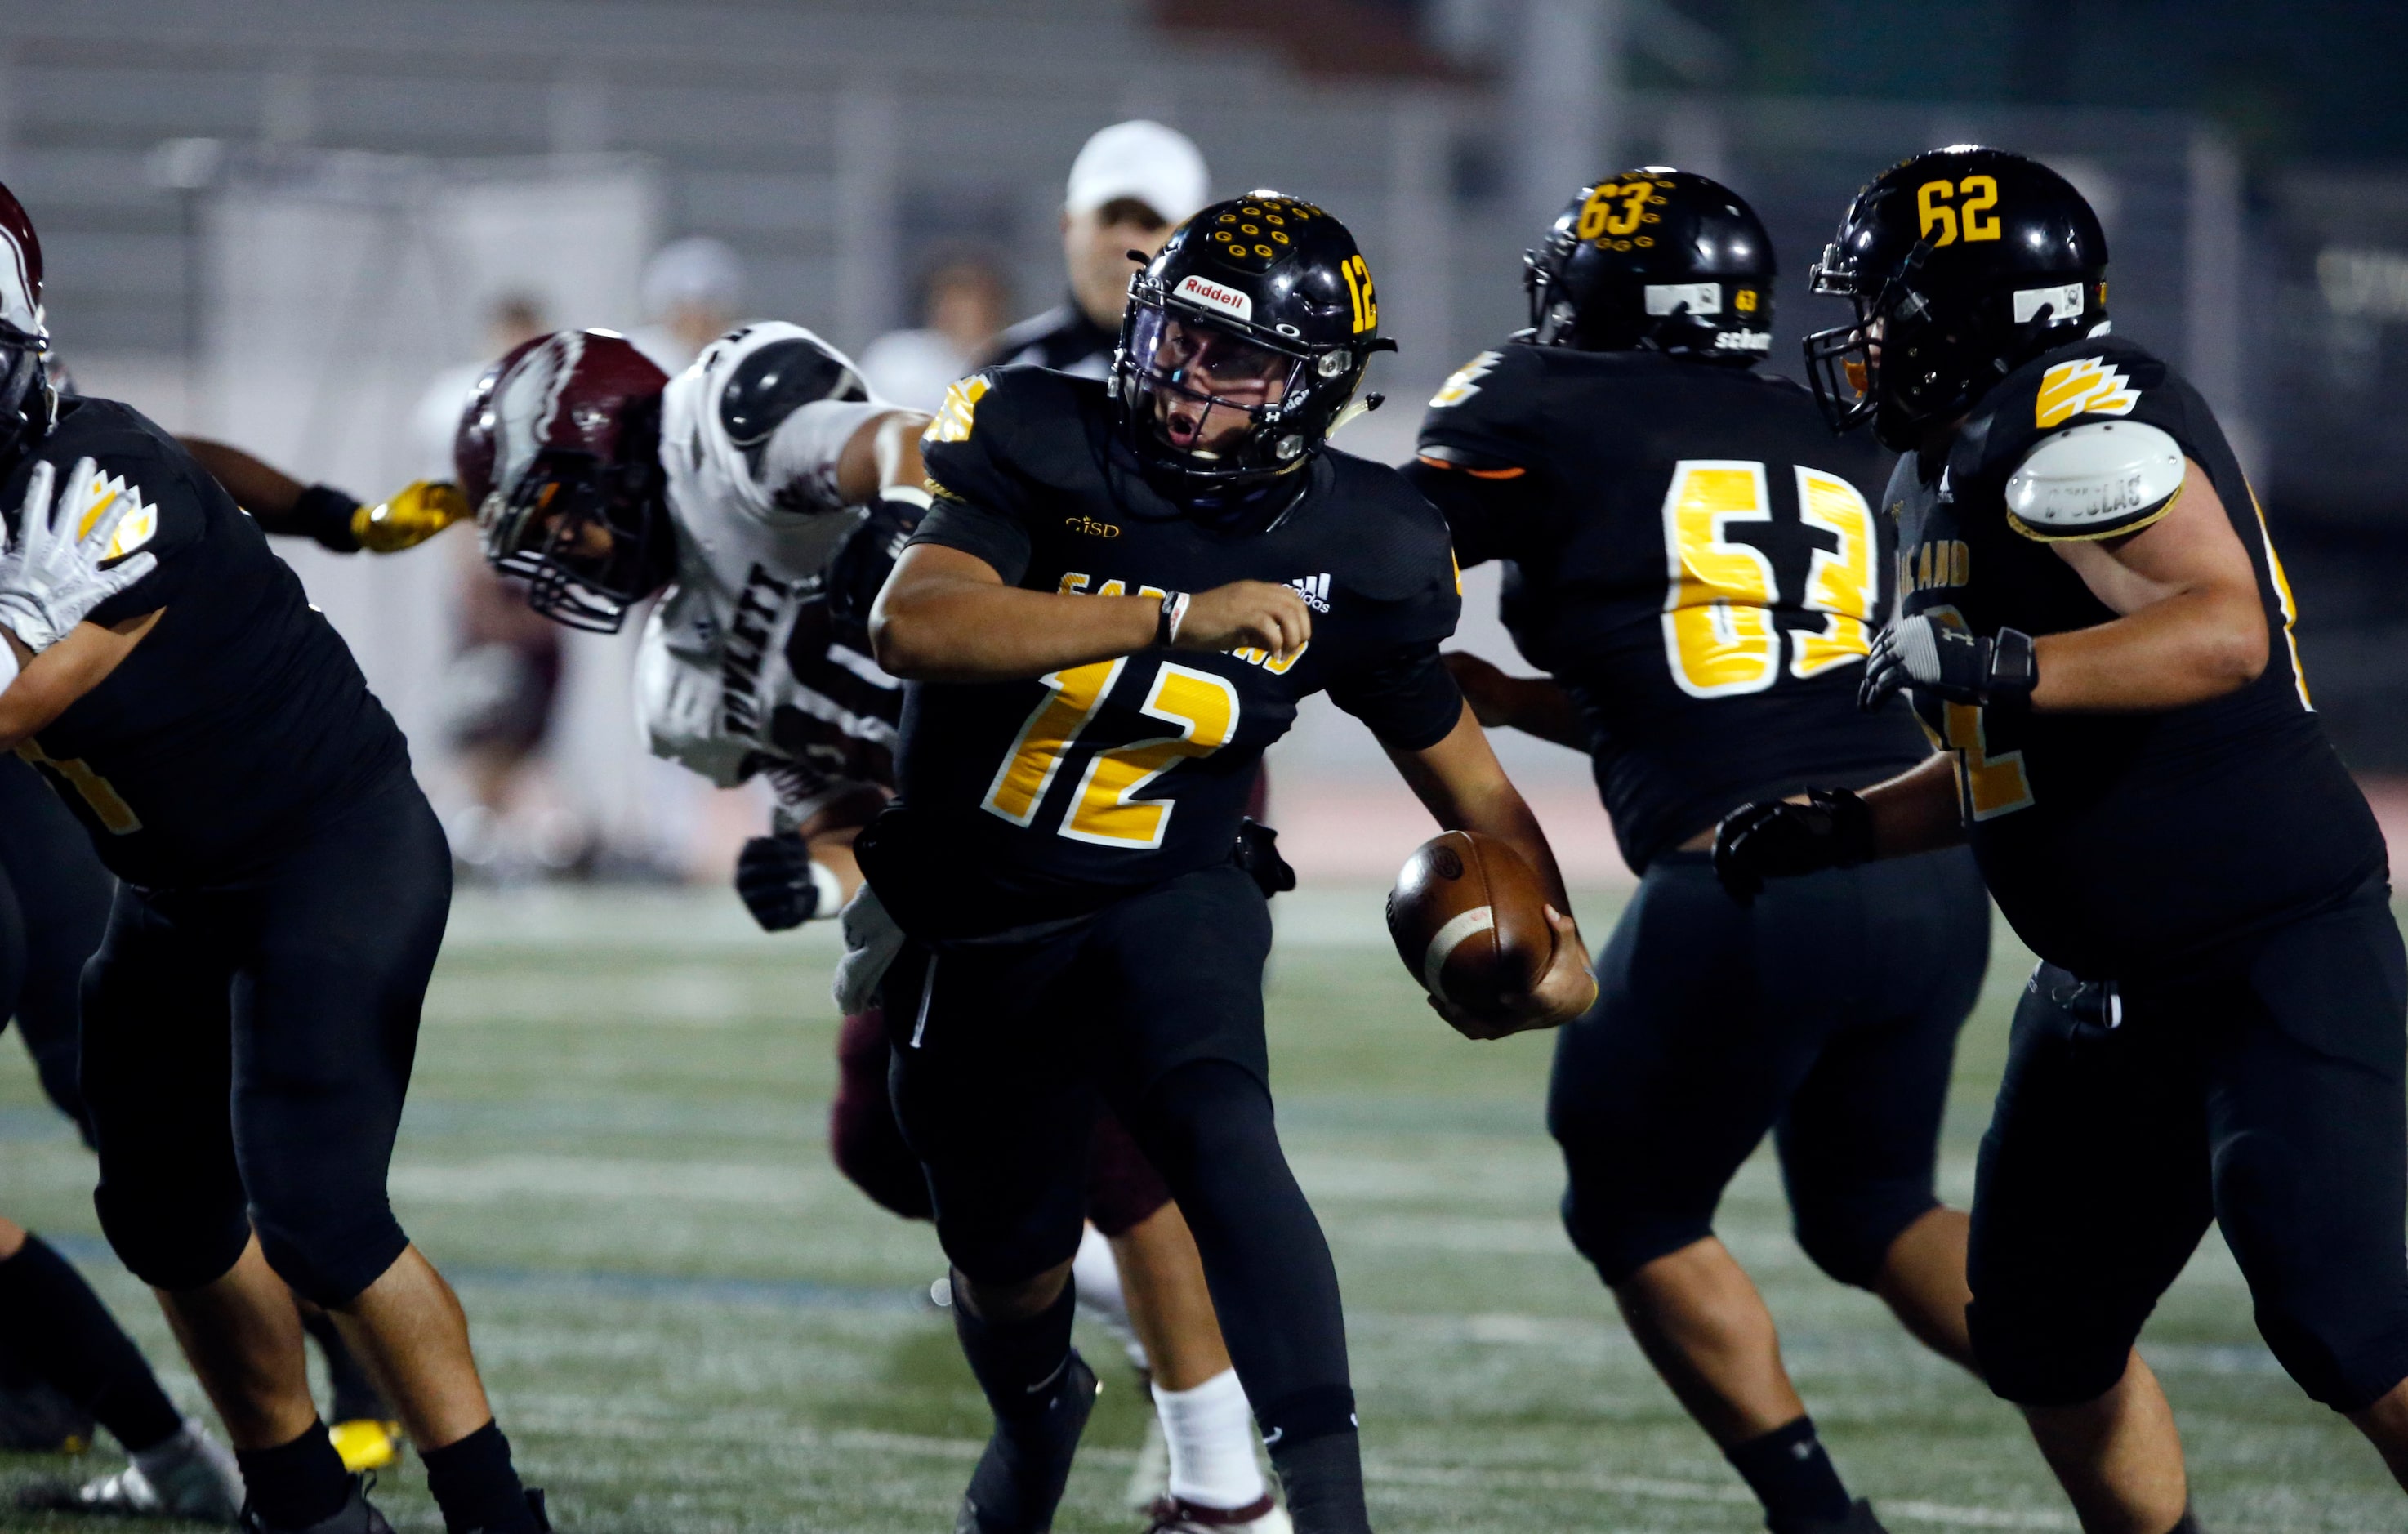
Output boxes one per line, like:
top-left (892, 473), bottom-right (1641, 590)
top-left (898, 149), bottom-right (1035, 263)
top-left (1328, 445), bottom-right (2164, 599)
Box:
top-left (1385, 830), bottom-right (1554, 1013)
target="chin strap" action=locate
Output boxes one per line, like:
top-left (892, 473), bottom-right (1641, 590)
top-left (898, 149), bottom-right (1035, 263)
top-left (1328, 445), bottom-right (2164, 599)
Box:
top-left (1327, 393), bottom-right (1385, 437)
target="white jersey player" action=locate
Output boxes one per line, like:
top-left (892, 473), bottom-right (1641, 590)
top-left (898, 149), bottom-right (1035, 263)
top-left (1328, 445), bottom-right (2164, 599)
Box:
top-left (640, 322), bottom-right (925, 845)
top-left (461, 320), bottom-right (929, 926)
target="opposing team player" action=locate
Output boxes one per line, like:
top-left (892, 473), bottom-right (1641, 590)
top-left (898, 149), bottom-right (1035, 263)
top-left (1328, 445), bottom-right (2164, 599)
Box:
top-left (1410, 169), bottom-right (1991, 1534)
top-left (462, 322), bottom-right (1291, 1533)
top-left (0, 179), bottom-right (545, 1534)
top-left (866, 193), bottom-right (1597, 1534)
top-left (1719, 146), bottom-right (2408, 1527)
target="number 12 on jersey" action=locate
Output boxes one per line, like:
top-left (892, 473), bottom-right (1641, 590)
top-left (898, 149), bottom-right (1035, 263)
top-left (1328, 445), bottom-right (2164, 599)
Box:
top-left (983, 658), bottom-right (1240, 849)
top-left (1660, 460), bottom-right (1878, 698)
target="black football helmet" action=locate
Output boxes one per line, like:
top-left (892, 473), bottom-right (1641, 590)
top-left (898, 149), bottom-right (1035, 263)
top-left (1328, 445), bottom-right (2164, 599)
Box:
top-left (1806, 146), bottom-right (2109, 450)
top-left (1112, 191), bottom-right (1394, 518)
top-left (457, 329), bottom-right (674, 632)
top-left (0, 180), bottom-right (55, 473)
top-left (1523, 167), bottom-right (1775, 360)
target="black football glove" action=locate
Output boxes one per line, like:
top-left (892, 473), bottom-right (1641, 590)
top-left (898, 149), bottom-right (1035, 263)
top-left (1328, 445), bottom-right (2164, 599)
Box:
top-left (826, 493), bottom-right (924, 634)
top-left (1860, 614), bottom-right (2037, 712)
top-left (735, 832), bottom-right (831, 931)
top-left (1712, 788), bottom-right (1876, 904)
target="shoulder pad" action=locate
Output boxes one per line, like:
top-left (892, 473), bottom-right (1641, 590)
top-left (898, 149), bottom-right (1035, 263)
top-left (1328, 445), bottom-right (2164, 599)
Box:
top-left (719, 333), bottom-right (869, 474)
top-left (2004, 420), bottom-right (2185, 542)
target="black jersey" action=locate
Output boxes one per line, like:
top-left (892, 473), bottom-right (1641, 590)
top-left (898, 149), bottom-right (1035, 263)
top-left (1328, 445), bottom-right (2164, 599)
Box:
top-left (3, 398), bottom-right (412, 888)
top-left (1893, 335), bottom-right (2383, 979)
top-left (1410, 344), bottom-right (1929, 871)
top-left (871, 367), bottom-right (1464, 937)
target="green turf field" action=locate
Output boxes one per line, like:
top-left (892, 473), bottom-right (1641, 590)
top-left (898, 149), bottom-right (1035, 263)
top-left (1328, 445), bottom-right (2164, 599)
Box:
top-left (1, 883), bottom-right (2397, 1532)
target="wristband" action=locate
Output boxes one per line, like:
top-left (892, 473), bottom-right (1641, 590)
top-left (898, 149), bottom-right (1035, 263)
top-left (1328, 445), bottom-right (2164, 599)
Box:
top-left (1988, 627), bottom-right (2039, 703)
top-left (1157, 591), bottom-right (1190, 648)
top-left (0, 634), bottom-right (18, 692)
top-left (295, 484), bottom-right (365, 554)
top-left (806, 858), bottom-right (845, 921)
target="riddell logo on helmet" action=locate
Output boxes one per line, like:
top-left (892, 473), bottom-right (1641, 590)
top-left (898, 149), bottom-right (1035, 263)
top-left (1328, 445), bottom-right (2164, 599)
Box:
top-left (1176, 274), bottom-right (1253, 321)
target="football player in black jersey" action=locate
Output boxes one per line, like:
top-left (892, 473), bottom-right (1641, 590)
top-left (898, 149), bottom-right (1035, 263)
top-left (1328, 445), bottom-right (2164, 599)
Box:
top-left (1720, 147), bottom-right (2408, 1527)
top-left (0, 435), bottom-right (455, 1518)
top-left (457, 318), bottom-right (1291, 1532)
top-left (1411, 169), bottom-right (1991, 1534)
top-left (867, 194), bottom-right (1596, 1534)
top-left (0, 181), bottom-right (546, 1534)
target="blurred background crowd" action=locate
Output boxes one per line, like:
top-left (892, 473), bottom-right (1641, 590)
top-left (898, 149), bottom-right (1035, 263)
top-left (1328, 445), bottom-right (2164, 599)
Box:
top-left (4, 0), bottom-right (2404, 889)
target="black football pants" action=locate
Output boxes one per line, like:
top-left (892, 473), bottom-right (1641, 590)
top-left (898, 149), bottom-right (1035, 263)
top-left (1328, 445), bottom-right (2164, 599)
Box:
top-left (885, 862), bottom-right (1360, 1451)
top-left (80, 778), bottom-right (450, 1309)
top-left (0, 752), bottom-right (117, 1137)
top-left (1550, 847), bottom-right (1991, 1288)
top-left (1969, 877), bottom-right (2408, 1412)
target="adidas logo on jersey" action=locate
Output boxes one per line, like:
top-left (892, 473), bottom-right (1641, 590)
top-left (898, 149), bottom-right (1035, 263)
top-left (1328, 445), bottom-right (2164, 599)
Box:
top-left (1290, 573), bottom-right (1331, 612)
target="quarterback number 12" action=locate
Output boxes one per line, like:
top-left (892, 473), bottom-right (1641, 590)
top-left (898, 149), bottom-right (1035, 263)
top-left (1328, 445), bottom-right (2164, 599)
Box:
top-left (982, 659), bottom-right (1240, 849)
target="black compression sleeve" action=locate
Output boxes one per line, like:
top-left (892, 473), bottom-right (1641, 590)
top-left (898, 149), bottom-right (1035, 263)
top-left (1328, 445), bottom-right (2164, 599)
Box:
top-left (245, 484), bottom-right (363, 552)
top-left (292, 484), bottom-right (363, 553)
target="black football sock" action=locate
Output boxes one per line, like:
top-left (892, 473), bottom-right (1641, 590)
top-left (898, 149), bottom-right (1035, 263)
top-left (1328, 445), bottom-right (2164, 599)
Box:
top-left (421, 1420), bottom-right (541, 1534)
top-left (0, 1233), bottom-right (183, 1452)
top-left (1266, 1428), bottom-right (1372, 1534)
top-left (954, 1280), bottom-right (1093, 1533)
top-left (1727, 1415), bottom-right (1853, 1532)
top-left (953, 1277), bottom-right (1081, 1421)
top-left (299, 1308), bottom-right (392, 1424)
top-left (236, 1420), bottom-right (353, 1531)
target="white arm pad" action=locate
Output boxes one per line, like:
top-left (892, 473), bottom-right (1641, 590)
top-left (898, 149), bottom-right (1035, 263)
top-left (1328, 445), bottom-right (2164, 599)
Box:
top-left (2004, 420), bottom-right (2187, 542)
top-left (759, 397), bottom-right (894, 515)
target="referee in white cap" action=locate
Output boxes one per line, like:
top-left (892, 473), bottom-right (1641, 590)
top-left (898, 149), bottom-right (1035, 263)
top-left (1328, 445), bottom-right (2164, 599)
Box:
top-left (983, 119), bottom-right (1210, 377)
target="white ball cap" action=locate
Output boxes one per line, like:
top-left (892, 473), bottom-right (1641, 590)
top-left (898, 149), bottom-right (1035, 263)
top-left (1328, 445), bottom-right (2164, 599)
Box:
top-left (641, 236), bottom-right (745, 320)
top-left (1065, 120), bottom-right (1210, 227)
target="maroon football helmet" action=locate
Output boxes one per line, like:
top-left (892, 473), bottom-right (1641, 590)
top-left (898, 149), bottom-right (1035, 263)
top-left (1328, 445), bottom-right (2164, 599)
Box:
top-left (0, 180), bottom-right (54, 466)
top-left (457, 329), bottom-right (672, 632)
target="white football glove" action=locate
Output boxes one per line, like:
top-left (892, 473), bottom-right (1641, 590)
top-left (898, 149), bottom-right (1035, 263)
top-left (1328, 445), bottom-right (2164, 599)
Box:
top-left (0, 457), bottom-right (160, 651)
top-left (831, 883), bottom-right (907, 1016)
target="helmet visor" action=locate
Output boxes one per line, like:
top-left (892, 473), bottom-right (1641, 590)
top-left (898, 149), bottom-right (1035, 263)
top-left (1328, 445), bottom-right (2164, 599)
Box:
top-left (1126, 304), bottom-right (1304, 459)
